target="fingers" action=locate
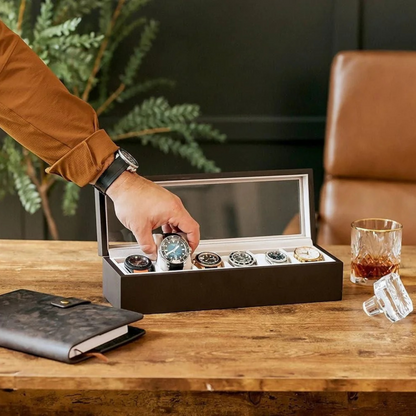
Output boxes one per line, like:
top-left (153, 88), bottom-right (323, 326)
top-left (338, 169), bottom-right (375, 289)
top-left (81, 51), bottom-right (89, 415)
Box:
top-left (162, 224), bottom-right (173, 234)
top-left (132, 225), bottom-right (157, 260)
top-left (165, 196), bottom-right (200, 252)
top-left (175, 213), bottom-right (200, 252)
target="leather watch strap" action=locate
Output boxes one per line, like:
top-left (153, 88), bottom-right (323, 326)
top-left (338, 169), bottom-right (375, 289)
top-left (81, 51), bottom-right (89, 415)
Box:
top-left (169, 263), bottom-right (184, 271)
top-left (94, 155), bottom-right (128, 194)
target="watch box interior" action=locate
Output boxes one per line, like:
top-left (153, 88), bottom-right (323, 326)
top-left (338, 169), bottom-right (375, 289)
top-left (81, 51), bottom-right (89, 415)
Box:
top-left (95, 169), bottom-right (343, 314)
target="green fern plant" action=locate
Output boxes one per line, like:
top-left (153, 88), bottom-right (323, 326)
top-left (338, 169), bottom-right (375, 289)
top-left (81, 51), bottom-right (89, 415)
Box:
top-left (0, 0), bottom-right (225, 239)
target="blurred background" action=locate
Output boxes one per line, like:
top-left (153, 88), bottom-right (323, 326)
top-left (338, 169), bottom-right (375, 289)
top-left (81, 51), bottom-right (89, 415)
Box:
top-left (1, 0), bottom-right (416, 241)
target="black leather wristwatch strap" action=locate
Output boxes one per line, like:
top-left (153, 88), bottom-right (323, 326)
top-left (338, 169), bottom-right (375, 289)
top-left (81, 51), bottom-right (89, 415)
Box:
top-left (169, 263), bottom-right (184, 271)
top-left (94, 155), bottom-right (128, 194)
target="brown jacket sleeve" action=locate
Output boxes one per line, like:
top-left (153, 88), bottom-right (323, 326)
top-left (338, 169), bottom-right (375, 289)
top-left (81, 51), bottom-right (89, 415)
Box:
top-left (0, 20), bottom-right (118, 187)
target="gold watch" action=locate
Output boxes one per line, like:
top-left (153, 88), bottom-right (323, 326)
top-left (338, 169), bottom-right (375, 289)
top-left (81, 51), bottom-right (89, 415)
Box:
top-left (293, 246), bottom-right (324, 262)
top-left (193, 252), bottom-right (224, 269)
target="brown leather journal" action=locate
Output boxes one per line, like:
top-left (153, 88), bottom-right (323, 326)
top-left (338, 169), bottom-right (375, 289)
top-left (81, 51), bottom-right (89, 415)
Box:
top-left (0, 289), bottom-right (145, 363)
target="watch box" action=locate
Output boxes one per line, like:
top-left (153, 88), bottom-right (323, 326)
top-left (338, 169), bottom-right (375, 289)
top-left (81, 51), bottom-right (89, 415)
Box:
top-left (95, 169), bottom-right (343, 314)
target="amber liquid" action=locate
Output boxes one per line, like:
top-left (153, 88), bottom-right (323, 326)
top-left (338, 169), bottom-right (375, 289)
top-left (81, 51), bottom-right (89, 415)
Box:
top-left (351, 256), bottom-right (399, 281)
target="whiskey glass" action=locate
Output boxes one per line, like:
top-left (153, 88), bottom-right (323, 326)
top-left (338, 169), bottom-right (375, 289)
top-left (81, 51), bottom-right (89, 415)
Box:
top-left (351, 218), bottom-right (402, 285)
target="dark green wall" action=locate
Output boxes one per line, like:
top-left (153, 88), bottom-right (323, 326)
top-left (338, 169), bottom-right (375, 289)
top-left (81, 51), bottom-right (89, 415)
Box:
top-left (1, 0), bottom-right (416, 240)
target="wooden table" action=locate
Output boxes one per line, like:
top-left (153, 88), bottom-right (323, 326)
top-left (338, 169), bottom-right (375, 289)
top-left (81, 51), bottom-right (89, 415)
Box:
top-left (1, 240), bottom-right (416, 415)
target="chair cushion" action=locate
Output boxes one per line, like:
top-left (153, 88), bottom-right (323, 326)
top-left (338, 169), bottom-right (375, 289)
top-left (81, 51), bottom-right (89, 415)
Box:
top-left (318, 177), bottom-right (416, 245)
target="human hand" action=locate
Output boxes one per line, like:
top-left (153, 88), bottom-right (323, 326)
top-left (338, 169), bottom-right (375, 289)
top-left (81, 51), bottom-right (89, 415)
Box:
top-left (107, 171), bottom-right (200, 259)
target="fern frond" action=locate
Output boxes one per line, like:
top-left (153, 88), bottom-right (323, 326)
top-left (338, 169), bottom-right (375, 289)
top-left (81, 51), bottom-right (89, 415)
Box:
top-left (48, 61), bottom-right (74, 84)
top-left (14, 174), bottom-right (42, 214)
top-left (46, 32), bottom-right (103, 50)
top-left (34, 0), bottom-right (54, 38)
top-left (114, 0), bottom-right (151, 33)
top-left (110, 98), bottom-right (200, 135)
top-left (38, 17), bottom-right (81, 38)
top-left (98, 17), bottom-right (147, 90)
top-left (99, 0), bottom-right (113, 33)
top-left (120, 20), bottom-right (159, 86)
top-left (164, 103), bottom-right (200, 123)
top-left (20, 0), bottom-right (34, 41)
top-left (0, 147), bottom-right (14, 200)
top-left (62, 182), bottom-right (80, 216)
top-left (113, 18), bottom-right (147, 52)
top-left (97, 16), bottom-right (147, 105)
top-left (2, 137), bottom-right (41, 213)
top-left (171, 123), bottom-right (226, 143)
top-left (117, 78), bottom-right (174, 102)
top-left (54, 0), bottom-right (102, 24)
top-left (0, 1), bottom-right (17, 30)
top-left (62, 47), bottom-right (95, 79)
top-left (141, 135), bottom-right (220, 173)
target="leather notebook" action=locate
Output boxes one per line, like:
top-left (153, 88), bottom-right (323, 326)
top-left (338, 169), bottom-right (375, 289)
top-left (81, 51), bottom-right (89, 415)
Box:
top-left (0, 289), bottom-right (145, 363)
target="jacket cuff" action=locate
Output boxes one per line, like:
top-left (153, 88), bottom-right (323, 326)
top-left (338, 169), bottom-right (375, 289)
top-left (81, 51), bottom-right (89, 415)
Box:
top-left (45, 129), bottom-right (119, 187)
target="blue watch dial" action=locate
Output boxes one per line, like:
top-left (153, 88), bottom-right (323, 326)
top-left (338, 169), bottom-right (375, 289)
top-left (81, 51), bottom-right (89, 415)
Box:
top-left (160, 234), bottom-right (190, 263)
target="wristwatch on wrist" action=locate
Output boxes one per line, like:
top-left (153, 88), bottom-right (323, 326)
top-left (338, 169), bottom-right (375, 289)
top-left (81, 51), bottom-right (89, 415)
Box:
top-left (158, 233), bottom-right (191, 271)
top-left (124, 254), bottom-right (155, 273)
top-left (94, 148), bottom-right (139, 194)
top-left (193, 252), bottom-right (224, 269)
top-left (293, 246), bottom-right (324, 262)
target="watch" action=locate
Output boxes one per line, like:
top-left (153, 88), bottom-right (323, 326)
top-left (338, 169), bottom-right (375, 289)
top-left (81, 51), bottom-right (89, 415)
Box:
top-left (158, 233), bottom-right (191, 271)
top-left (124, 254), bottom-right (155, 273)
top-left (228, 251), bottom-right (257, 267)
top-left (193, 252), bottom-right (224, 269)
top-left (293, 246), bottom-right (324, 262)
top-left (265, 249), bottom-right (289, 264)
top-left (94, 148), bottom-right (139, 194)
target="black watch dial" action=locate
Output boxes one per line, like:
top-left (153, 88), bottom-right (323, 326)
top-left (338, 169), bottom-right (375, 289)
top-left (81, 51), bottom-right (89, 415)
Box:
top-left (229, 251), bottom-right (257, 267)
top-left (119, 149), bottom-right (139, 169)
top-left (124, 254), bottom-right (154, 273)
top-left (265, 250), bottom-right (288, 264)
top-left (195, 252), bottom-right (223, 268)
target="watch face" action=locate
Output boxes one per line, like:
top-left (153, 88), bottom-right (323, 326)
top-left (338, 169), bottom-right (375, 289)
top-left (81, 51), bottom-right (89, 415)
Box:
top-left (266, 250), bottom-right (288, 264)
top-left (229, 251), bottom-right (256, 267)
top-left (294, 246), bottom-right (322, 262)
top-left (160, 234), bottom-right (190, 264)
top-left (124, 254), bottom-right (153, 272)
top-left (119, 149), bottom-right (139, 169)
top-left (195, 252), bottom-right (223, 268)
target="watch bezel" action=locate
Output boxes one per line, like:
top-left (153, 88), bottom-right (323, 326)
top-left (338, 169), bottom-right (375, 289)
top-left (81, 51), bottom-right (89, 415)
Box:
top-left (193, 251), bottom-right (224, 269)
top-left (265, 249), bottom-right (289, 264)
top-left (118, 149), bottom-right (139, 171)
top-left (124, 254), bottom-right (154, 273)
top-left (228, 250), bottom-right (257, 267)
top-left (293, 246), bottom-right (324, 262)
top-left (159, 233), bottom-right (191, 265)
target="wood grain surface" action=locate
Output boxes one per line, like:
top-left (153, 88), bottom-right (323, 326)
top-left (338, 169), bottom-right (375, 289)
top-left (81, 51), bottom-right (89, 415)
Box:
top-left (2, 390), bottom-right (416, 416)
top-left (1, 240), bottom-right (416, 393)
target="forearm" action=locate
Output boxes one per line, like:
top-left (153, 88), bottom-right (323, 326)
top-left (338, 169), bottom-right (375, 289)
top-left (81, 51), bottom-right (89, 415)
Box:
top-left (0, 20), bottom-right (118, 186)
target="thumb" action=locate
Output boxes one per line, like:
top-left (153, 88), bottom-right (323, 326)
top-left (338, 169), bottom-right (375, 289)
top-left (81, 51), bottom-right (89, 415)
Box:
top-left (133, 225), bottom-right (157, 260)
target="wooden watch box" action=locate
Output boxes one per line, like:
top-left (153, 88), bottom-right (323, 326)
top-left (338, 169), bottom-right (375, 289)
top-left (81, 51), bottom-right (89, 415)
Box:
top-left (95, 169), bottom-right (343, 314)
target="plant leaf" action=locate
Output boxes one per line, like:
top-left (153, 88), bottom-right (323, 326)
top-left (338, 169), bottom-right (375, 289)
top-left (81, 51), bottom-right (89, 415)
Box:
top-left (62, 182), bottom-right (80, 216)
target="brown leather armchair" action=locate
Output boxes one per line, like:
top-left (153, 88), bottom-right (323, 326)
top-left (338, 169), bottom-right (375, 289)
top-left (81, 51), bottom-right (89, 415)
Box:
top-left (318, 51), bottom-right (416, 245)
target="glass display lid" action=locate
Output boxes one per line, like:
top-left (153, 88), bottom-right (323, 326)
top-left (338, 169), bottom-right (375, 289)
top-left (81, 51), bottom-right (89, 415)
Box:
top-left (95, 169), bottom-right (316, 256)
